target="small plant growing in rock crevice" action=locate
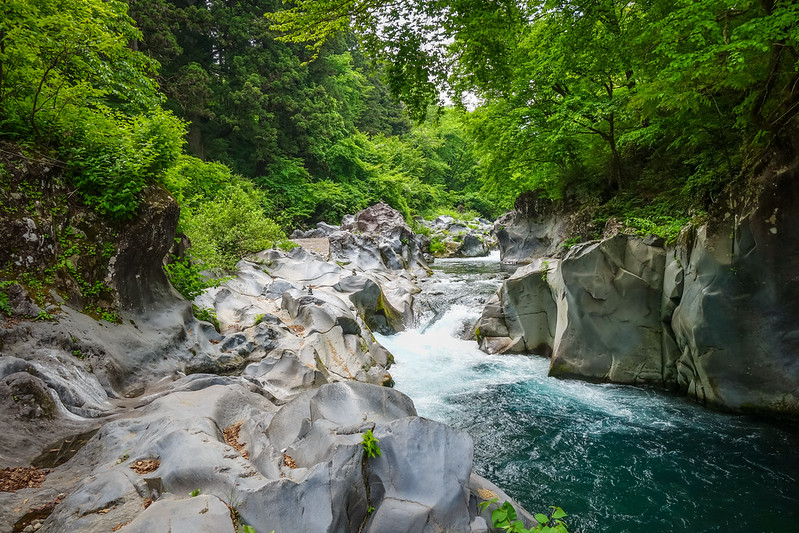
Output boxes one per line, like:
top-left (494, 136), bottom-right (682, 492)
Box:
top-left (193, 305), bottom-right (220, 332)
top-left (361, 429), bottom-right (381, 459)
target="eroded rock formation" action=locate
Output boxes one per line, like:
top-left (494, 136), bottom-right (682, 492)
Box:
top-left (478, 161), bottom-right (799, 415)
top-left (1, 192), bottom-right (528, 531)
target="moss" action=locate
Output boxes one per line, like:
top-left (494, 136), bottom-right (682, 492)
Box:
top-left (375, 292), bottom-right (403, 332)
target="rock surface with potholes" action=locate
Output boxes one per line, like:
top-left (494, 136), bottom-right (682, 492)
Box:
top-left (1, 202), bottom-right (529, 532)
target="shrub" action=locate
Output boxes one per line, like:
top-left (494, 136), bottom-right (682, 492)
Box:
top-left (182, 180), bottom-right (284, 271)
top-left (65, 108), bottom-right (185, 219)
top-left (429, 236), bottom-right (446, 255)
top-left (163, 255), bottom-right (224, 300)
top-left (163, 155), bottom-right (231, 208)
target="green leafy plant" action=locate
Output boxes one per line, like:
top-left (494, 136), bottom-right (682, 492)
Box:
top-left (241, 525), bottom-right (256, 533)
top-left (193, 305), bottom-right (220, 333)
top-left (477, 499), bottom-right (569, 533)
top-left (0, 281), bottom-right (13, 316)
top-left (541, 260), bottom-right (550, 283)
top-left (164, 255), bottom-right (220, 300)
top-left (190, 489), bottom-right (201, 497)
top-left (429, 236), bottom-right (446, 255)
top-left (362, 429), bottom-right (381, 459)
top-left (35, 310), bottom-right (53, 321)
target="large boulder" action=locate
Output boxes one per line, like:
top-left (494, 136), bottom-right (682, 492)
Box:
top-left (336, 203), bottom-right (431, 277)
top-left (456, 234), bottom-right (489, 258)
top-left (495, 191), bottom-right (570, 264)
top-left (476, 259), bottom-right (557, 355)
top-left (548, 235), bottom-right (668, 384)
top-left (108, 185), bottom-right (180, 311)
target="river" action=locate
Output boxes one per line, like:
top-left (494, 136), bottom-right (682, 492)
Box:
top-left (375, 253), bottom-right (799, 532)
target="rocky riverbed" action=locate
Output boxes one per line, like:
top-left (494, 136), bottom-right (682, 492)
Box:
top-left (0, 203), bottom-right (530, 533)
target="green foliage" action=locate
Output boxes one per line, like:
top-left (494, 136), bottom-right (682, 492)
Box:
top-left (183, 185), bottom-right (283, 272)
top-left (271, 0), bottom-right (799, 228)
top-left (36, 309), bottom-right (54, 321)
top-left (164, 157), bottom-right (286, 272)
top-left (361, 429), bottom-right (381, 459)
top-left (189, 489), bottom-right (200, 497)
top-left (193, 305), bottom-right (220, 333)
top-left (163, 155), bottom-right (232, 209)
top-left (625, 216), bottom-right (689, 244)
top-left (0, 281), bottom-right (12, 316)
top-left (163, 256), bottom-right (223, 301)
top-left (0, 0), bottom-right (186, 220)
top-left (478, 499), bottom-right (569, 533)
top-left (65, 108), bottom-right (185, 219)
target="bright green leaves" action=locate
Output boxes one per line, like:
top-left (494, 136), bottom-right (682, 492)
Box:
top-left (165, 156), bottom-right (286, 272)
top-left (362, 429), bottom-right (381, 459)
top-left (65, 108), bottom-right (185, 219)
top-left (478, 498), bottom-right (569, 533)
top-left (0, 0), bottom-right (185, 220)
top-left (0, 0), bottom-right (161, 137)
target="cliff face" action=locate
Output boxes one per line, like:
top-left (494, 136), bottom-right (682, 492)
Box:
top-left (478, 137), bottom-right (799, 416)
top-left (669, 148), bottom-right (799, 414)
top-left (0, 144), bottom-right (180, 315)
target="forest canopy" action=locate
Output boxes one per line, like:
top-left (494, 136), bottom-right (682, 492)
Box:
top-left (272, 0), bottom-right (799, 218)
top-left (2, 0), bottom-right (797, 273)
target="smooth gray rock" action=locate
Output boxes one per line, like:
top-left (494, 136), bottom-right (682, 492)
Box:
top-left (494, 191), bottom-right (575, 264)
top-left (124, 495), bottom-right (234, 533)
top-left (476, 259), bottom-right (557, 355)
top-left (549, 235), bottom-right (667, 384)
top-left (457, 234), bottom-right (489, 258)
top-left (25, 381), bottom-right (493, 533)
top-left (336, 203), bottom-right (431, 277)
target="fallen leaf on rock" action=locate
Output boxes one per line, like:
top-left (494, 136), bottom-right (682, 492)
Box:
top-left (283, 453), bottom-right (297, 469)
top-left (477, 488), bottom-right (498, 501)
top-left (223, 422), bottom-right (249, 459)
top-left (130, 459), bottom-right (160, 474)
top-left (0, 467), bottom-right (48, 492)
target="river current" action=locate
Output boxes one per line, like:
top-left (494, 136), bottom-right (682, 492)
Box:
top-left (375, 253), bottom-right (799, 532)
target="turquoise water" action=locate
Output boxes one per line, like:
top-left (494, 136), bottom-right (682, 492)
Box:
top-left (378, 256), bottom-right (799, 532)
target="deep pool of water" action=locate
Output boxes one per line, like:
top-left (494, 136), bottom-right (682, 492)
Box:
top-left (376, 255), bottom-right (799, 532)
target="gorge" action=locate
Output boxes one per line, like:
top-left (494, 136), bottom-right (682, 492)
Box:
top-left (2, 1), bottom-right (799, 531)
top-left (382, 254), bottom-right (799, 532)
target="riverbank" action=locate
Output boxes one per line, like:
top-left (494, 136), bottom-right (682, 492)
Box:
top-left (383, 255), bottom-right (799, 532)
